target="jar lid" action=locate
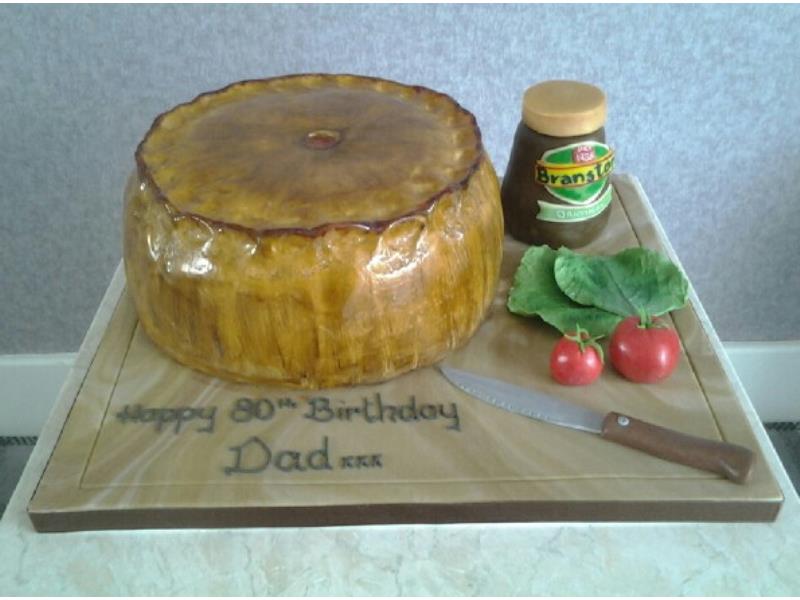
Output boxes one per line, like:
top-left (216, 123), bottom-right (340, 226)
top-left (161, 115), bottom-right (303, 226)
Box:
top-left (522, 80), bottom-right (607, 137)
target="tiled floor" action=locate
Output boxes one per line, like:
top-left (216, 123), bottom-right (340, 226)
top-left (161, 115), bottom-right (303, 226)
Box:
top-left (1, 428), bottom-right (799, 519)
top-left (0, 437), bottom-right (37, 517)
top-left (765, 423), bottom-right (800, 493)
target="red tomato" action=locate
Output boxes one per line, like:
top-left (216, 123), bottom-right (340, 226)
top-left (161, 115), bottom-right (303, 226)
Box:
top-left (610, 316), bottom-right (681, 383)
top-left (549, 329), bottom-right (604, 386)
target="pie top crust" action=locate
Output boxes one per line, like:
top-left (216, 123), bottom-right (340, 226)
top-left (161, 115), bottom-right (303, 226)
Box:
top-left (136, 74), bottom-right (484, 234)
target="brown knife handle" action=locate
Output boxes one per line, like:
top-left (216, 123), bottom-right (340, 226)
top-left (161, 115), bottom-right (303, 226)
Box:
top-left (601, 412), bottom-right (755, 484)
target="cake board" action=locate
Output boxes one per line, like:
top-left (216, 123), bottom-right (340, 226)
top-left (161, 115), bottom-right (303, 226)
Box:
top-left (27, 174), bottom-right (783, 531)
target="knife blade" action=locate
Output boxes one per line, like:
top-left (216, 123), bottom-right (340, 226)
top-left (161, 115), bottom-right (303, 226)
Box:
top-left (439, 365), bottom-right (755, 484)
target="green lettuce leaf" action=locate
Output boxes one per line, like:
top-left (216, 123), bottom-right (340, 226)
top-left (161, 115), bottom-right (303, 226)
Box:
top-left (554, 247), bottom-right (688, 318)
top-left (507, 246), bottom-right (623, 337)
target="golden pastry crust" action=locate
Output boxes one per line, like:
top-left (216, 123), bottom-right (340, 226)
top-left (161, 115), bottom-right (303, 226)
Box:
top-left (136, 74), bottom-right (483, 232)
top-left (124, 74), bottom-right (503, 388)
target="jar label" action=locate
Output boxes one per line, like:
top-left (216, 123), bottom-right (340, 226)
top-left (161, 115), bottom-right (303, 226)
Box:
top-left (537, 183), bottom-right (613, 223)
top-left (535, 142), bottom-right (615, 206)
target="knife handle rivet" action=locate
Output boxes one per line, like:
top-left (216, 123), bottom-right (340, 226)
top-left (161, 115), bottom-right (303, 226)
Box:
top-left (617, 415), bottom-right (630, 427)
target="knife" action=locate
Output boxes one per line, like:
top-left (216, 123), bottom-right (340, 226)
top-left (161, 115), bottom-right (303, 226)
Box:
top-left (439, 365), bottom-right (755, 484)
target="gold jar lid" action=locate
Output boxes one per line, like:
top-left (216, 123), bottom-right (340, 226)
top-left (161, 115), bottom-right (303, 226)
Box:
top-left (522, 80), bottom-right (607, 137)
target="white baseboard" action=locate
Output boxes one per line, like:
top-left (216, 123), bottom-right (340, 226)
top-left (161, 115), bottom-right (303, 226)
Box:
top-left (723, 341), bottom-right (800, 423)
top-left (0, 353), bottom-right (76, 436)
top-left (1, 343), bottom-right (798, 436)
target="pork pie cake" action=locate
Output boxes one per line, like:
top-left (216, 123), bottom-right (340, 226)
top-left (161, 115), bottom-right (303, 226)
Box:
top-left (124, 74), bottom-right (503, 388)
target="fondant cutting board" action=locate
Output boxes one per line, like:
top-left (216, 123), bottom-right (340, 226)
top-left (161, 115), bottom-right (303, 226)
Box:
top-left (28, 175), bottom-right (783, 531)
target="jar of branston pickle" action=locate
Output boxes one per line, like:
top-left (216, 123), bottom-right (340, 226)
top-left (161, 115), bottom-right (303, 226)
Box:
top-left (501, 80), bottom-right (615, 248)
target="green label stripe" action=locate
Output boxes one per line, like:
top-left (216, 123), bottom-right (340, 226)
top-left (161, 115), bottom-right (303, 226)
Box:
top-left (546, 178), bottom-right (606, 205)
top-left (536, 184), bottom-right (613, 223)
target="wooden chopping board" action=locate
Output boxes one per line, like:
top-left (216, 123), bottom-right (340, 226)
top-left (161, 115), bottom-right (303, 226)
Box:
top-left (27, 175), bottom-right (783, 531)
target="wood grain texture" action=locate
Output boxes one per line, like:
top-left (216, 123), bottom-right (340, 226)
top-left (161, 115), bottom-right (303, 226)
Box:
top-left (124, 75), bottom-right (504, 388)
top-left (28, 178), bottom-right (784, 531)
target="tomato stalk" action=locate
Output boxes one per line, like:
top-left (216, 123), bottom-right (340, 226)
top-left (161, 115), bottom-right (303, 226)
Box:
top-left (564, 324), bottom-right (605, 364)
top-left (636, 309), bottom-right (669, 330)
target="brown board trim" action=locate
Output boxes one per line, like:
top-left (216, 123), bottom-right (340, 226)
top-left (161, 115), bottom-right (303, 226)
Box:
top-left (29, 497), bottom-right (781, 533)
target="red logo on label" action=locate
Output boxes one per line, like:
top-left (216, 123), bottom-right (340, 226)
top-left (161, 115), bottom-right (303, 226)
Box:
top-left (572, 145), bottom-right (596, 164)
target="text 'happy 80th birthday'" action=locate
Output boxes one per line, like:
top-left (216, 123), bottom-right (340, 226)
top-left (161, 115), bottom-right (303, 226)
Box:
top-left (114, 394), bottom-right (461, 476)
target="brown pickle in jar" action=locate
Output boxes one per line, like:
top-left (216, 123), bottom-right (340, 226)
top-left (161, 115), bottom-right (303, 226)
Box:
top-left (501, 80), bottom-right (614, 249)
